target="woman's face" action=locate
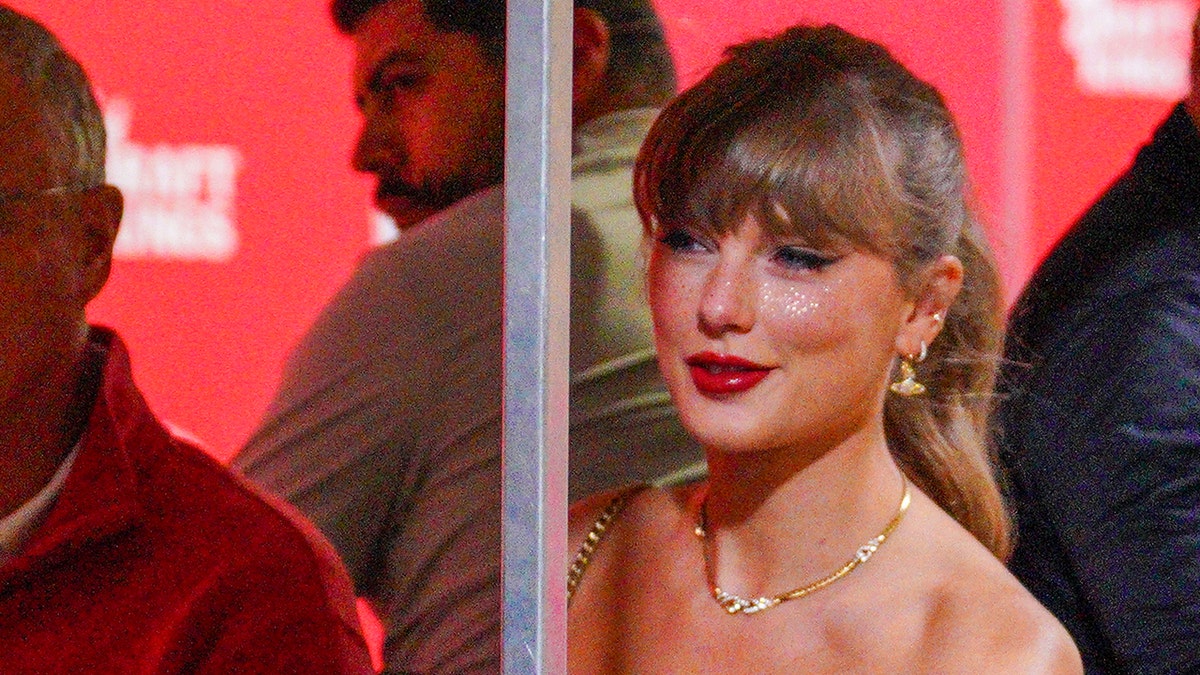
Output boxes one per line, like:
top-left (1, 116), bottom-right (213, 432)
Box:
top-left (648, 214), bottom-right (916, 458)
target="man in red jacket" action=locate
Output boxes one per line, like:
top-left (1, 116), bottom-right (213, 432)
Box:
top-left (0, 6), bottom-right (373, 673)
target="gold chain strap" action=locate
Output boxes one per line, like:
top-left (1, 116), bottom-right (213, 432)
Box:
top-left (566, 486), bottom-right (645, 605)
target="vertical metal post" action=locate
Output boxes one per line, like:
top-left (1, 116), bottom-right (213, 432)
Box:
top-left (501, 0), bottom-right (573, 672)
top-left (1001, 0), bottom-right (1033, 301)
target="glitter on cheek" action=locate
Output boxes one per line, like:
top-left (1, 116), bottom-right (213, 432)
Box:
top-left (760, 279), bottom-right (829, 324)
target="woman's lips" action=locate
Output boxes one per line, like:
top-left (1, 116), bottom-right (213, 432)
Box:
top-left (685, 352), bottom-right (772, 395)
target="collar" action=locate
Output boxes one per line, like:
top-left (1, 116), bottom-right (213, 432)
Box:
top-left (0, 443), bottom-right (80, 562)
top-left (0, 327), bottom-right (152, 585)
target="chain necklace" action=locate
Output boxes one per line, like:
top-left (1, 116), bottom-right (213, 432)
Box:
top-left (694, 480), bottom-right (911, 615)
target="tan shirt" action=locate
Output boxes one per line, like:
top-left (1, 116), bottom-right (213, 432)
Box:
top-left (235, 108), bottom-right (701, 674)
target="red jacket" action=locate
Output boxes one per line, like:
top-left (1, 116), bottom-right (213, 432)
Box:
top-left (0, 328), bottom-right (373, 674)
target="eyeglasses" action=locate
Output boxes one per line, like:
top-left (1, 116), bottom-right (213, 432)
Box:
top-left (0, 185), bottom-right (83, 234)
top-left (0, 185), bottom-right (77, 208)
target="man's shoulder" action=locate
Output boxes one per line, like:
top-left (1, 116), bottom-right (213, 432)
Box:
top-left (133, 435), bottom-right (348, 571)
top-left (1008, 208), bottom-right (1200, 367)
top-left (286, 187), bottom-right (506, 377)
top-left (380, 186), bottom-right (505, 257)
top-left (89, 327), bottom-right (356, 560)
top-left (338, 187), bottom-right (505, 307)
top-left (1010, 105), bottom-right (1200, 351)
top-left (1044, 227), bottom-right (1200, 341)
top-left (126, 433), bottom-right (365, 621)
top-left (49, 428), bottom-right (367, 672)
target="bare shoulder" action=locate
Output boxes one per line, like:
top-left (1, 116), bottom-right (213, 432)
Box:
top-left (900, 496), bottom-right (1082, 673)
top-left (923, 574), bottom-right (1081, 673)
top-left (567, 482), bottom-right (698, 554)
top-left (567, 487), bottom-right (632, 554)
top-left (566, 482), bottom-right (700, 618)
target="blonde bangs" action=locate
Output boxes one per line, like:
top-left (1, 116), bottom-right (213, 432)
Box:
top-left (636, 58), bottom-right (916, 263)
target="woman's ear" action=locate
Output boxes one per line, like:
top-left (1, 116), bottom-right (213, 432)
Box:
top-left (894, 255), bottom-right (963, 358)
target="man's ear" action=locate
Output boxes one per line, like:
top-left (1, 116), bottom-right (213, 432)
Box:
top-left (894, 255), bottom-right (964, 358)
top-left (572, 7), bottom-right (611, 124)
top-left (77, 184), bottom-right (123, 303)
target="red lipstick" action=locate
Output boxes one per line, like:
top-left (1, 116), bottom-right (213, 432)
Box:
top-left (685, 352), bottom-right (772, 395)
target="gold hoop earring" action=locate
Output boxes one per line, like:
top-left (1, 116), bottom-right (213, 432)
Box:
top-left (889, 343), bottom-right (927, 396)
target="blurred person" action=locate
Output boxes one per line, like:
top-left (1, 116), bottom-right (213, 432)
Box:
top-left (566, 24), bottom-right (1081, 673)
top-left (0, 6), bottom-right (372, 673)
top-left (233, 0), bottom-right (699, 671)
top-left (998, 10), bottom-right (1200, 673)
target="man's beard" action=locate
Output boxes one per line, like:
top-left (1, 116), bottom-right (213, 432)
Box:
top-left (375, 169), bottom-right (501, 224)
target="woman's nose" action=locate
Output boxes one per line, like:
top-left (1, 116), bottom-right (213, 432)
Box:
top-left (697, 258), bottom-right (756, 336)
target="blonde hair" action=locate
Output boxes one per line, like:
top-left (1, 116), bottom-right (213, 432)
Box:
top-left (633, 24), bottom-right (1011, 558)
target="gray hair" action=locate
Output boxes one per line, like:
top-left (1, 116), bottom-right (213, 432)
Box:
top-left (0, 6), bottom-right (106, 187)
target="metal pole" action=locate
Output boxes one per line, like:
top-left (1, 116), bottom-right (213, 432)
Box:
top-left (501, 0), bottom-right (573, 672)
top-left (1001, 0), bottom-right (1033, 302)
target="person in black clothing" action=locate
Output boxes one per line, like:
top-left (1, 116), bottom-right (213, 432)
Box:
top-left (998, 12), bottom-right (1200, 673)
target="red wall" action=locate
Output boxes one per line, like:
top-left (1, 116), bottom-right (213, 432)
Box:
top-left (8, 0), bottom-right (1193, 462)
top-left (1030, 0), bottom-right (1194, 261)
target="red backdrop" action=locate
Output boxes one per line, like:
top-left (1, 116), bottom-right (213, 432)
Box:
top-left (7, 0), bottom-right (1193, 463)
top-left (1030, 0), bottom-right (1195, 261)
top-left (8, 0), bottom-right (372, 458)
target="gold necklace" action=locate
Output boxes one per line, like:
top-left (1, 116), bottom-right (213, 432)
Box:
top-left (694, 480), bottom-right (911, 615)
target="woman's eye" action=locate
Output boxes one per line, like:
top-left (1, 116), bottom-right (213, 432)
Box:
top-left (774, 246), bottom-right (837, 271)
top-left (658, 229), bottom-right (708, 253)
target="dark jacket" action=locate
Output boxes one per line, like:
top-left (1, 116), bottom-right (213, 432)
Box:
top-left (999, 103), bottom-right (1200, 674)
